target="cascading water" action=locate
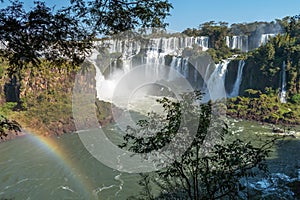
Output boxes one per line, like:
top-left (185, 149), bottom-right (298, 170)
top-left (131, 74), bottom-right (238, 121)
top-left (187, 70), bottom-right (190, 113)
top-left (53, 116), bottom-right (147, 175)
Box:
top-left (168, 56), bottom-right (178, 80)
top-left (97, 36), bottom-right (209, 67)
top-left (226, 36), bottom-right (249, 52)
top-left (229, 60), bottom-right (245, 97)
top-left (89, 50), bottom-right (120, 102)
top-left (204, 60), bottom-right (230, 101)
top-left (162, 56), bottom-right (231, 102)
top-left (98, 36), bottom-right (209, 59)
top-left (92, 35), bottom-right (244, 105)
top-left (280, 61), bottom-right (287, 103)
top-left (203, 63), bottom-right (212, 85)
top-left (168, 56), bottom-right (193, 84)
top-left (92, 36), bottom-right (209, 103)
top-left (259, 33), bottom-right (276, 46)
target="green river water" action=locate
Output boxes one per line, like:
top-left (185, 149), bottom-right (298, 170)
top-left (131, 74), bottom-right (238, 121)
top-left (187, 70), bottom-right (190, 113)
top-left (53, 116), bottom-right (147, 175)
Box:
top-left (0, 120), bottom-right (299, 199)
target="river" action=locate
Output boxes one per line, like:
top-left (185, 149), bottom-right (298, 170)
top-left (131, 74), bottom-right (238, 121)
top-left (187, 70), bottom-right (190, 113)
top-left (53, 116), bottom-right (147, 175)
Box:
top-left (0, 120), bottom-right (299, 199)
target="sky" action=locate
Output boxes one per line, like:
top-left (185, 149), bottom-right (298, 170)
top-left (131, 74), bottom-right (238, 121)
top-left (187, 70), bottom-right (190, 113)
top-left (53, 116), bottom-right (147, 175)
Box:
top-left (167, 0), bottom-right (300, 31)
top-left (1, 0), bottom-right (300, 32)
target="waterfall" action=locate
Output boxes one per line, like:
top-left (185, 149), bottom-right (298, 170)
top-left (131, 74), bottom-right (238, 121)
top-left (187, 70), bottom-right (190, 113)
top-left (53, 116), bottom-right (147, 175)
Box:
top-left (97, 36), bottom-right (209, 57)
top-left (168, 57), bottom-right (231, 102)
top-left (92, 35), bottom-right (244, 105)
top-left (226, 36), bottom-right (249, 52)
top-left (168, 56), bottom-right (181, 80)
top-left (229, 60), bottom-right (245, 97)
top-left (204, 60), bottom-right (230, 101)
top-left (226, 36), bottom-right (230, 49)
top-left (280, 61), bottom-right (287, 103)
top-left (95, 36), bottom-right (209, 74)
top-left (168, 56), bottom-right (192, 82)
top-left (92, 36), bottom-right (209, 103)
top-left (168, 56), bottom-right (178, 80)
top-left (226, 33), bottom-right (278, 51)
top-left (181, 58), bottom-right (189, 78)
top-left (204, 63), bottom-right (212, 83)
top-left (259, 34), bottom-right (276, 46)
top-left (87, 50), bottom-right (111, 101)
top-left (201, 63), bottom-right (213, 93)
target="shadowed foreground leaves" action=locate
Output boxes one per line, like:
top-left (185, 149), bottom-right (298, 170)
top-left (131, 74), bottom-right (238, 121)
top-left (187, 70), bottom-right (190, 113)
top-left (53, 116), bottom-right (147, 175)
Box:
top-left (0, 114), bottom-right (21, 139)
top-left (0, 0), bottom-right (172, 74)
top-left (121, 92), bottom-right (278, 199)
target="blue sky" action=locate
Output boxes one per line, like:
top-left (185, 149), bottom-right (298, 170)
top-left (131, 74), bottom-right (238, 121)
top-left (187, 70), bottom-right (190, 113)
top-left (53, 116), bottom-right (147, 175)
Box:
top-left (1, 0), bottom-right (300, 31)
top-left (167, 0), bottom-right (300, 31)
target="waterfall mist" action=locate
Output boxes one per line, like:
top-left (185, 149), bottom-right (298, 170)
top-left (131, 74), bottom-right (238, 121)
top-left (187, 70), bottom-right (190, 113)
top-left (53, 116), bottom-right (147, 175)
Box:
top-left (88, 30), bottom-right (279, 114)
top-left (90, 34), bottom-right (212, 110)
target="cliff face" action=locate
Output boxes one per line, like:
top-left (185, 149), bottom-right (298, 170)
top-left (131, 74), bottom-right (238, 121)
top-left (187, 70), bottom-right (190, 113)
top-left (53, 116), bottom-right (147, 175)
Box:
top-left (0, 66), bottom-right (76, 136)
top-left (20, 68), bottom-right (75, 100)
top-left (239, 60), bottom-right (281, 95)
top-left (224, 60), bottom-right (239, 94)
top-left (0, 63), bottom-right (112, 137)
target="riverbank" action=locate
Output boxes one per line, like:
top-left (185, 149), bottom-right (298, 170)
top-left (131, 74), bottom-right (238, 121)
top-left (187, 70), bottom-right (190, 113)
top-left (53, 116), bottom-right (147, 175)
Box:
top-left (1, 100), bottom-right (299, 143)
top-left (0, 129), bottom-right (26, 142)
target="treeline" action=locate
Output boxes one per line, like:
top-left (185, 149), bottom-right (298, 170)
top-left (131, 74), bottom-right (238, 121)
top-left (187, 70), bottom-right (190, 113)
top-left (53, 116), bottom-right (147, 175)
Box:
top-left (182, 19), bottom-right (287, 47)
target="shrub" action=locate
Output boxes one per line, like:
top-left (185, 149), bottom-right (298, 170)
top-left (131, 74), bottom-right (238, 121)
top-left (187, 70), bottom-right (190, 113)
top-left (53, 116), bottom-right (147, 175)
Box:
top-left (291, 94), bottom-right (300, 104)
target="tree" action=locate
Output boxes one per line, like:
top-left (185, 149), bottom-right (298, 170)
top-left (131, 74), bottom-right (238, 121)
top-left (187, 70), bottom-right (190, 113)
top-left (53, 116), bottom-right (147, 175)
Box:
top-left (121, 92), bottom-right (276, 199)
top-left (0, 0), bottom-right (172, 137)
top-left (198, 21), bottom-right (229, 49)
top-left (0, 0), bottom-right (93, 73)
top-left (0, 114), bottom-right (21, 139)
top-left (0, 0), bottom-right (172, 73)
top-left (70, 0), bottom-right (172, 35)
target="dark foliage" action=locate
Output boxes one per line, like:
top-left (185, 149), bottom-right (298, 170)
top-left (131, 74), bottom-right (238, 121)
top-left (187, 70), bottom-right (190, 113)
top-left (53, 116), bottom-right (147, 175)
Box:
top-left (0, 114), bottom-right (21, 139)
top-left (0, 0), bottom-right (172, 73)
top-left (0, 1), bottom-right (94, 73)
top-left (121, 92), bottom-right (276, 199)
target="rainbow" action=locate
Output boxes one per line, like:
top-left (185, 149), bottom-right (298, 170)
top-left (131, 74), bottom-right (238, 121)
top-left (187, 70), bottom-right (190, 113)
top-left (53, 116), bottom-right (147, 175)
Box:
top-left (27, 131), bottom-right (97, 199)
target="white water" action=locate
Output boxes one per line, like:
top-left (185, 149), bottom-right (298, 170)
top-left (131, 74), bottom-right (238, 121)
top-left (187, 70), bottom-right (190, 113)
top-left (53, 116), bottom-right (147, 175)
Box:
top-left (92, 35), bottom-right (260, 105)
top-left (93, 38), bottom-right (234, 105)
top-left (96, 36), bottom-right (209, 58)
top-left (229, 60), bottom-right (245, 97)
top-left (226, 36), bottom-right (249, 52)
top-left (260, 34), bottom-right (276, 46)
top-left (168, 56), bottom-right (190, 79)
top-left (280, 61), bottom-right (287, 103)
top-left (247, 172), bottom-right (300, 199)
top-left (93, 36), bottom-right (209, 103)
top-left (205, 60), bottom-right (230, 101)
top-left (226, 33), bottom-right (278, 52)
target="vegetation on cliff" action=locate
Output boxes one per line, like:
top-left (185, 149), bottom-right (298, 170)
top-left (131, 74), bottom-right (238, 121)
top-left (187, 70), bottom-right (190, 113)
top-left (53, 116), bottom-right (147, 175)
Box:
top-left (243, 33), bottom-right (300, 97)
top-left (183, 21), bottom-right (235, 63)
top-left (183, 16), bottom-right (300, 98)
top-left (227, 89), bottom-right (300, 125)
top-left (0, 60), bottom-right (115, 137)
